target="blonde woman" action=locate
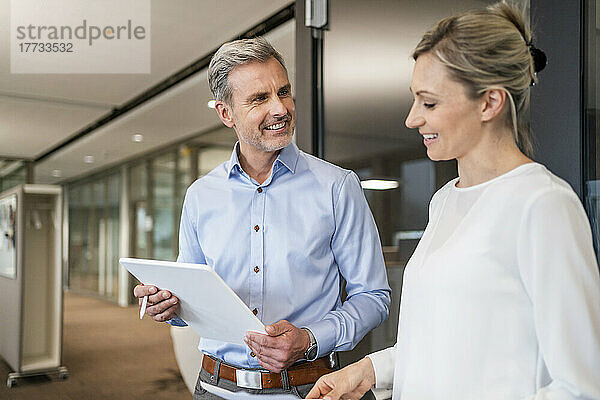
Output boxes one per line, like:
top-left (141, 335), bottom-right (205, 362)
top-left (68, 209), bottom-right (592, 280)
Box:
top-left (307, 3), bottom-right (600, 400)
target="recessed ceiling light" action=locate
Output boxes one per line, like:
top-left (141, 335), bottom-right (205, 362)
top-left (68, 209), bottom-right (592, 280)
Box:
top-left (360, 179), bottom-right (400, 190)
top-left (132, 133), bottom-right (144, 143)
top-left (207, 100), bottom-right (216, 109)
top-left (84, 155), bottom-right (95, 164)
top-left (51, 169), bottom-right (61, 177)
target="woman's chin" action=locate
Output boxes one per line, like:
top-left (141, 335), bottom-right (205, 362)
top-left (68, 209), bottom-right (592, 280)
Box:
top-left (426, 149), bottom-right (452, 162)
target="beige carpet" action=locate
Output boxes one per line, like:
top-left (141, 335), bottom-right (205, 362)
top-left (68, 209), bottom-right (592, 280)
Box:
top-left (0, 292), bottom-right (190, 399)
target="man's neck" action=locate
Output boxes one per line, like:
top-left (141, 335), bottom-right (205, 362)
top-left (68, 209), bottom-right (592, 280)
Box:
top-left (237, 142), bottom-right (281, 185)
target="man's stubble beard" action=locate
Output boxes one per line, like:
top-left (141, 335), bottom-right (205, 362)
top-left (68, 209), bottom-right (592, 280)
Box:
top-left (241, 124), bottom-right (295, 152)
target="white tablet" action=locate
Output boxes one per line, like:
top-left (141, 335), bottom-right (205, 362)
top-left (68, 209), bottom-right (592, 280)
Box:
top-left (119, 257), bottom-right (266, 346)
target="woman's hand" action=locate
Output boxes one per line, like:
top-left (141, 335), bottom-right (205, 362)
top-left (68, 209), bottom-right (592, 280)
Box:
top-left (305, 357), bottom-right (376, 400)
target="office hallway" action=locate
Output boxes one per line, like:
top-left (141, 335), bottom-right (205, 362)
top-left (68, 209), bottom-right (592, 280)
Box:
top-left (0, 292), bottom-right (190, 400)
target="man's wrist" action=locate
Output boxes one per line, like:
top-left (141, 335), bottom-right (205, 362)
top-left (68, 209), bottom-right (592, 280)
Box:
top-left (301, 327), bottom-right (318, 360)
top-left (301, 328), bottom-right (311, 352)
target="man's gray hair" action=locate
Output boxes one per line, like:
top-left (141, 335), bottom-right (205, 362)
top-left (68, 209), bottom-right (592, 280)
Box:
top-left (208, 37), bottom-right (286, 105)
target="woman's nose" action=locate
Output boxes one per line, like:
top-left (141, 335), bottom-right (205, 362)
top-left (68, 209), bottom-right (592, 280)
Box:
top-left (405, 104), bottom-right (425, 129)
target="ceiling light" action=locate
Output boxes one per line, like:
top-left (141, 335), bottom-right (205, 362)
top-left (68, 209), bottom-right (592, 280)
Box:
top-left (132, 133), bottom-right (144, 143)
top-left (361, 179), bottom-right (399, 190)
top-left (207, 100), bottom-right (216, 109)
top-left (51, 169), bottom-right (62, 178)
top-left (83, 155), bottom-right (95, 164)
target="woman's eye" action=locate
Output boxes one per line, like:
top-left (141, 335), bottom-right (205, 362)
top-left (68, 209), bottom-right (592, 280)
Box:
top-left (423, 103), bottom-right (436, 109)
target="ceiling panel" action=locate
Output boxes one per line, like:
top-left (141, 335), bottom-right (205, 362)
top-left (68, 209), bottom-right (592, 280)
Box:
top-left (0, 97), bottom-right (110, 158)
top-left (0, 0), bottom-right (292, 106)
top-left (33, 20), bottom-right (296, 183)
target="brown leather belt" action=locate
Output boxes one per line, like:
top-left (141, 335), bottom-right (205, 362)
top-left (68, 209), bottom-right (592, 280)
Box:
top-left (202, 354), bottom-right (333, 389)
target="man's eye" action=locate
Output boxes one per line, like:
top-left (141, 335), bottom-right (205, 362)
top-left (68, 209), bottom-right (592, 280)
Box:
top-left (424, 103), bottom-right (436, 109)
top-left (278, 89), bottom-right (290, 96)
top-left (254, 96), bottom-right (267, 103)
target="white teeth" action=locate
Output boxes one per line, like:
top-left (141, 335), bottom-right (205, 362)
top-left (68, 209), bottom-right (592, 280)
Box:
top-left (265, 122), bottom-right (285, 130)
top-left (423, 134), bottom-right (438, 140)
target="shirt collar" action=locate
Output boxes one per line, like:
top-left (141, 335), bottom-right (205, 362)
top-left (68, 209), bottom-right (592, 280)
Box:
top-left (227, 141), bottom-right (300, 179)
top-left (227, 142), bottom-right (243, 178)
top-left (276, 141), bottom-right (300, 174)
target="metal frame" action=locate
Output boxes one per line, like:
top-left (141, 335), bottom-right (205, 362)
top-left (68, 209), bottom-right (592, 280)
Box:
top-left (582, 0), bottom-right (598, 190)
top-left (7, 366), bottom-right (69, 388)
top-left (530, 0), bottom-right (584, 198)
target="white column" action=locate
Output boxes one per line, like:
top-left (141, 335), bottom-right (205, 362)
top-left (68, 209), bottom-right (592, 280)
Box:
top-left (118, 165), bottom-right (131, 307)
top-left (62, 186), bottom-right (69, 290)
top-left (98, 220), bottom-right (106, 294)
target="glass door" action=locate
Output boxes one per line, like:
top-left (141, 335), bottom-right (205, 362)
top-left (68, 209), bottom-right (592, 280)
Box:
top-left (321, 0), bottom-right (529, 365)
top-left (133, 200), bottom-right (150, 259)
top-left (584, 0), bottom-right (600, 262)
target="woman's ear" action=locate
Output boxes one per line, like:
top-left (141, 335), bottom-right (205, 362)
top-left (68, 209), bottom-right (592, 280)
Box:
top-left (215, 101), bottom-right (235, 128)
top-left (480, 88), bottom-right (508, 122)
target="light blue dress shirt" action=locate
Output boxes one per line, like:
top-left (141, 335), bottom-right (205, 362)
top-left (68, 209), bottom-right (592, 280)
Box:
top-left (172, 141), bottom-right (391, 369)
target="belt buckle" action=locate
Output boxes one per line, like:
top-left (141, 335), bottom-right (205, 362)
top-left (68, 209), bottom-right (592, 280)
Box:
top-left (235, 369), bottom-right (263, 389)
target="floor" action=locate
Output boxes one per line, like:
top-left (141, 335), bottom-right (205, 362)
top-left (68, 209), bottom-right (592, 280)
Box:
top-left (0, 292), bottom-right (191, 400)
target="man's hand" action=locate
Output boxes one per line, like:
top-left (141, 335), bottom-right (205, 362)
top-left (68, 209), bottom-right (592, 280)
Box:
top-left (244, 320), bottom-right (310, 372)
top-left (133, 284), bottom-right (179, 322)
top-left (305, 357), bottom-right (376, 400)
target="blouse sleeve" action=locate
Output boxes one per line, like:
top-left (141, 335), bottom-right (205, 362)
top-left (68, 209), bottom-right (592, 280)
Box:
top-left (517, 187), bottom-right (600, 399)
top-left (366, 345), bottom-right (396, 389)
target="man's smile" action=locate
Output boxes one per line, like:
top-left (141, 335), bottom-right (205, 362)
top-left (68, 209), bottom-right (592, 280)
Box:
top-left (264, 121), bottom-right (286, 131)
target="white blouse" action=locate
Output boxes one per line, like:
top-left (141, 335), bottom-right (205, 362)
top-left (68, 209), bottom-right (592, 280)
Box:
top-left (368, 163), bottom-right (600, 400)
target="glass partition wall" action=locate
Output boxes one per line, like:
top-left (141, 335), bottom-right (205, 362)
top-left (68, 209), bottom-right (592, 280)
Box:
top-left (584, 0), bottom-right (600, 260)
top-left (152, 152), bottom-right (177, 262)
top-left (66, 128), bottom-right (235, 302)
top-left (130, 161), bottom-right (150, 260)
top-left (68, 172), bottom-right (120, 300)
top-left (0, 162), bottom-right (27, 192)
top-left (321, 0), bottom-right (529, 364)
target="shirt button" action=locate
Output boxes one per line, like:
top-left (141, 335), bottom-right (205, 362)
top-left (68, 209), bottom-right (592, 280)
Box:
top-left (254, 266), bottom-right (260, 273)
top-left (252, 308), bottom-right (258, 315)
top-left (257, 187), bottom-right (263, 193)
top-left (254, 225), bottom-right (259, 232)
top-left (250, 352), bottom-right (256, 357)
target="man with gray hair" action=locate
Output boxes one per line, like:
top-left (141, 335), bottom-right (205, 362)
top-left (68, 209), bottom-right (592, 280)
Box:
top-left (134, 37), bottom-right (390, 399)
